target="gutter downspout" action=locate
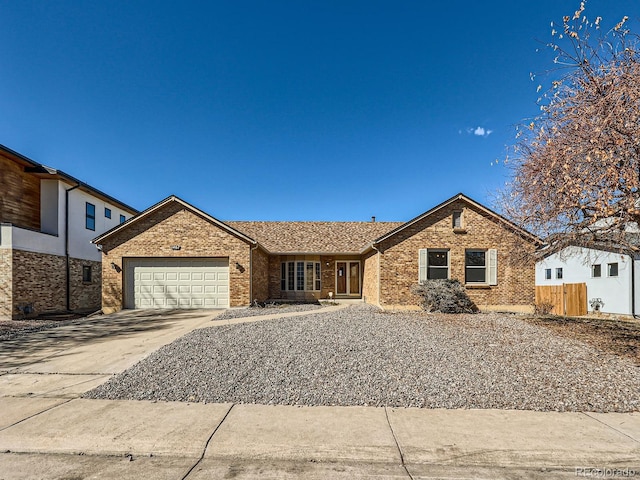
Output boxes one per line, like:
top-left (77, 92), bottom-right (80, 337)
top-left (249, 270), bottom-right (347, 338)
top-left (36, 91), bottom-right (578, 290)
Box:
top-left (65, 183), bottom-right (81, 311)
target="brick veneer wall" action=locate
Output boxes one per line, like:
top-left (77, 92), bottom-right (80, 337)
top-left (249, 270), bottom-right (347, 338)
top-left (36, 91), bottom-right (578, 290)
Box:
top-left (12, 250), bottom-right (66, 314)
top-left (7, 250), bottom-right (101, 317)
top-left (69, 257), bottom-right (102, 311)
top-left (0, 248), bottom-right (12, 319)
top-left (0, 153), bottom-right (41, 230)
top-left (99, 202), bottom-right (252, 312)
top-left (251, 247), bottom-right (269, 302)
top-left (377, 200), bottom-right (536, 309)
top-left (362, 249), bottom-right (379, 305)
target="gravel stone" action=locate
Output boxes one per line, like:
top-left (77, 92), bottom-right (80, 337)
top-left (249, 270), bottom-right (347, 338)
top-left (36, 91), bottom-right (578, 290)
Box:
top-left (85, 305), bottom-right (640, 412)
top-left (214, 302), bottom-right (325, 321)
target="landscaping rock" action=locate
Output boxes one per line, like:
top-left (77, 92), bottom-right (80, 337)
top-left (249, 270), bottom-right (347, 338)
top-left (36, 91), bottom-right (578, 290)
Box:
top-left (85, 306), bottom-right (640, 412)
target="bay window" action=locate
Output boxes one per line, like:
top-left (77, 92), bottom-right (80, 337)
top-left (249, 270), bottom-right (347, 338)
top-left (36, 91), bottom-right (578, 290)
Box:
top-left (281, 261), bottom-right (321, 291)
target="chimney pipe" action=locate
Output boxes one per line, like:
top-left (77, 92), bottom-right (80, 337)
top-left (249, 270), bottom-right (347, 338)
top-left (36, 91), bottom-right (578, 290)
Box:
top-left (371, 216), bottom-right (376, 222)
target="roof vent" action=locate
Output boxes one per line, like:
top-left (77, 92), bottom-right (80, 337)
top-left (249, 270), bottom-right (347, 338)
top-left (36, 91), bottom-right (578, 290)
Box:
top-left (371, 216), bottom-right (376, 222)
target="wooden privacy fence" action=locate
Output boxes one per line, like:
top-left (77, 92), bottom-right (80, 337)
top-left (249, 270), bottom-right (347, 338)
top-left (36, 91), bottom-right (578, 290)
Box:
top-left (535, 283), bottom-right (587, 316)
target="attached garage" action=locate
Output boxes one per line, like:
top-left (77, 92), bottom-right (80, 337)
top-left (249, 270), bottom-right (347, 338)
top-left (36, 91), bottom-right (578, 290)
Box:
top-left (124, 258), bottom-right (229, 309)
top-left (94, 196), bottom-right (259, 313)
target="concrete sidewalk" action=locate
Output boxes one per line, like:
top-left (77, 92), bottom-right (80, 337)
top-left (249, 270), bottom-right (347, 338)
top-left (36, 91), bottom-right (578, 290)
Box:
top-left (0, 399), bottom-right (638, 479)
top-left (0, 306), bottom-right (639, 479)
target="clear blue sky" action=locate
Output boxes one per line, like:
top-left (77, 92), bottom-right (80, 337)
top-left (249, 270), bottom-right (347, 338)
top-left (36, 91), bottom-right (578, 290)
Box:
top-left (1, 1), bottom-right (638, 221)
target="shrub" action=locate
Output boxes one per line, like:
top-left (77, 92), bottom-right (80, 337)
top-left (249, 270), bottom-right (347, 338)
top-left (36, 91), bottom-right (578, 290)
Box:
top-left (411, 279), bottom-right (478, 314)
top-left (533, 302), bottom-right (554, 315)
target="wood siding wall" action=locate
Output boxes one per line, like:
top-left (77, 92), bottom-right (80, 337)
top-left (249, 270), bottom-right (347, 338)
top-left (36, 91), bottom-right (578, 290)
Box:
top-left (0, 153), bottom-right (41, 230)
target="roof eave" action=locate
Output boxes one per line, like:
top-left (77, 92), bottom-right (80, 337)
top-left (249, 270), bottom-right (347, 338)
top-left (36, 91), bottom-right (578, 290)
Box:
top-left (269, 251), bottom-right (362, 256)
top-left (0, 144), bottom-right (139, 215)
top-left (92, 195), bottom-right (257, 246)
top-left (373, 193), bottom-right (542, 246)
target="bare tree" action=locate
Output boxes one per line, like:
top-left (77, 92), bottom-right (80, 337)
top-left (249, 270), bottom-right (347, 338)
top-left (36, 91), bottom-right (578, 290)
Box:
top-left (498, 2), bottom-right (640, 256)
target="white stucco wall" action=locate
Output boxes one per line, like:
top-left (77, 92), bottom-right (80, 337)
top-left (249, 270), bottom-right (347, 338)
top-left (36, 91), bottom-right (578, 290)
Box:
top-left (67, 183), bottom-right (132, 261)
top-left (1, 224), bottom-right (64, 256)
top-left (535, 246), bottom-right (633, 315)
top-left (5, 179), bottom-right (133, 261)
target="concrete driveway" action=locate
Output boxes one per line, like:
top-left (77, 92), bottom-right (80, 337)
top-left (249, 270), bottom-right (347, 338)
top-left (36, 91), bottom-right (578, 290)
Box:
top-left (1, 307), bottom-right (639, 479)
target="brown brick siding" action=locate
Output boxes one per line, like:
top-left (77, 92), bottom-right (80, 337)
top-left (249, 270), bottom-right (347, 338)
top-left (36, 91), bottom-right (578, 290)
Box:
top-left (0, 153), bottom-right (41, 230)
top-left (251, 247), bottom-right (269, 302)
top-left (378, 200), bottom-right (535, 309)
top-left (12, 250), bottom-right (66, 314)
top-left (0, 248), bottom-right (12, 318)
top-left (5, 250), bottom-right (101, 318)
top-left (362, 250), bottom-right (379, 305)
top-left (100, 202), bottom-right (253, 312)
top-left (69, 257), bottom-right (102, 311)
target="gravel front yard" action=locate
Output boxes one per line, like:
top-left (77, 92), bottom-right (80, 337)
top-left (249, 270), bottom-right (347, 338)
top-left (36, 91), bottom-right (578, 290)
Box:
top-left (85, 305), bottom-right (640, 412)
top-left (214, 302), bottom-right (325, 321)
top-left (0, 313), bottom-right (87, 341)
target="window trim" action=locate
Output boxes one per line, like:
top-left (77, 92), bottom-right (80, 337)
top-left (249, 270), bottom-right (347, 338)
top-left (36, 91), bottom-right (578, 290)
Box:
top-left (608, 262), bottom-right (619, 277)
top-left (555, 267), bottom-right (563, 279)
top-left (281, 261), bottom-right (321, 292)
top-left (418, 249), bottom-right (450, 282)
top-left (544, 268), bottom-right (552, 280)
top-left (85, 202), bottom-right (96, 231)
top-left (465, 249), bottom-right (487, 284)
top-left (464, 249), bottom-right (498, 285)
top-left (82, 265), bottom-right (92, 283)
top-left (591, 264), bottom-right (601, 278)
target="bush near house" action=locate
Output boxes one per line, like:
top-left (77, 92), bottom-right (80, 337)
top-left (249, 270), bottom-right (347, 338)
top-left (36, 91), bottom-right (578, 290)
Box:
top-left (411, 279), bottom-right (478, 314)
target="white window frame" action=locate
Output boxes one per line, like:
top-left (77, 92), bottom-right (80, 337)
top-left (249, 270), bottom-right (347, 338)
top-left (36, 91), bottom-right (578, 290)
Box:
top-left (545, 268), bottom-right (552, 280)
top-left (592, 264), bottom-right (601, 278)
top-left (418, 249), bottom-right (450, 282)
top-left (556, 267), bottom-right (563, 279)
top-left (608, 262), bottom-right (619, 277)
top-left (281, 261), bottom-right (321, 291)
top-left (287, 261), bottom-right (295, 291)
top-left (464, 249), bottom-right (498, 285)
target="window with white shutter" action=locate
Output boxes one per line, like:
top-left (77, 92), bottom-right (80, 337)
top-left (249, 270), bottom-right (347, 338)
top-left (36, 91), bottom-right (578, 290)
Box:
top-left (488, 248), bottom-right (498, 285)
top-left (418, 249), bottom-right (449, 282)
top-left (465, 248), bottom-right (498, 285)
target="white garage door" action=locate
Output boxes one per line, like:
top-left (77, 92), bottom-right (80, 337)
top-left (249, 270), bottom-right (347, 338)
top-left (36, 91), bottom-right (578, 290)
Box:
top-left (125, 258), bottom-right (229, 309)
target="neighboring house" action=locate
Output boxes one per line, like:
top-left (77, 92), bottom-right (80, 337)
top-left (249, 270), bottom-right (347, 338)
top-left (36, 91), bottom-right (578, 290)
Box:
top-left (536, 244), bottom-right (639, 316)
top-left (93, 193), bottom-right (541, 313)
top-left (0, 144), bottom-right (138, 319)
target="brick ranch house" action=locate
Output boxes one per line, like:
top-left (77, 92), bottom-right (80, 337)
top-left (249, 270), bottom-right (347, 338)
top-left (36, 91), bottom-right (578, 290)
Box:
top-left (92, 193), bottom-right (541, 313)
